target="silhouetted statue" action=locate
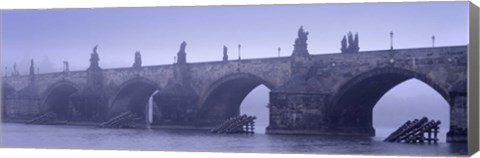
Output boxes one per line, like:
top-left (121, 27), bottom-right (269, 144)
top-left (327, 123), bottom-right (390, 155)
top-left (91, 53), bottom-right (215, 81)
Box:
top-left (93, 45), bottom-right (98, 53)
top-left (222, 45), bottom-right (228, 62)
top-left (341, 36), bottom-right (347, 53)
top-left (341, 32), bottom-right (360, 53)
top-left (63, 61), bottom-right (70, 72)
top-left (180, 41), bottom-right (186, 52)
top-left (86, 45), bottom-right (104, 88)
top-left (355, 33), bottom-right (359, 48)
top-left (11, 62), bottom-right (19, 76)
top-left (177, 41), bottom-right (187, 64)
top-left (352, 33), bottom-right (360, 53)
top-left (133, 51), bottom-right (142, 68)
top-left (347, 32), bottom-right (354, 48)
top-left (351, 32), bottom-right (360, 53)
top-left (295, 26), bottom-right (309, 47)
top-left (29, 59), bottom-right (35, 76)
top-left (292, 26), bottom-right (310, 57)
top-left (89, 45), bottom-right (100, 69)
top-left (29, 59), bottom-right (35, 85)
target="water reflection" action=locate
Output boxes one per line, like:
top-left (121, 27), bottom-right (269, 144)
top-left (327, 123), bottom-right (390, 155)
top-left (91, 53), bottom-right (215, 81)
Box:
top-left (0, 123), bottom-right (467, 156)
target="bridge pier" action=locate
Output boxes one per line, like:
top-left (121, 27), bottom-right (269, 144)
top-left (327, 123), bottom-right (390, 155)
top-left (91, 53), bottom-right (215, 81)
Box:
top-left (152, 83), bottom-right (198, 125)
top-left (70, 90), bottom-right (109, 122)
top-left (2, 86), bottom-right (41, 121)
top-left (3, 95), bottom-right (41, 121)
top-left (447, 90), bottom-right (468, 143)
top-left (266, 90), bottom-right (376, 136)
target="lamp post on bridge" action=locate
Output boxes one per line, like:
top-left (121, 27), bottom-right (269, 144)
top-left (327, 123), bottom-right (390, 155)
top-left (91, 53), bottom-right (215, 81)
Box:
top-left (238, 44), bottom-right (241, 60)
top-left (390, 31), bottom-right (394, 50)
top-left (278, 47), bottom-right (281, 57)
top-left (237, 44), bottom-right (242, 72)
top-left (432, 35), bottom-right (435, 48)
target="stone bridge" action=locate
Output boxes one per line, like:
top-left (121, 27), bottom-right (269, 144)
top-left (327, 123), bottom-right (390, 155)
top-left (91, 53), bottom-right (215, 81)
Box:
top-left (1, 28), bottom-right (468, 142)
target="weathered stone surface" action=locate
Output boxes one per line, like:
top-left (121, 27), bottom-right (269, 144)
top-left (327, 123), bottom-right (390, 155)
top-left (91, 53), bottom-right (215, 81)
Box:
top-left (267, 46), bottom-right (467, 142)
top-left (1, 44), bottom-right (467, 142)
top-left (3, 85), bottom-right (41, 120)
top-left (154, 81), bottom-right (197, 125)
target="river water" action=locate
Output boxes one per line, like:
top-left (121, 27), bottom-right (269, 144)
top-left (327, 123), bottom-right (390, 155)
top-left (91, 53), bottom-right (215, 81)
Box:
top-left (0, 123), bottom-right (467, 156)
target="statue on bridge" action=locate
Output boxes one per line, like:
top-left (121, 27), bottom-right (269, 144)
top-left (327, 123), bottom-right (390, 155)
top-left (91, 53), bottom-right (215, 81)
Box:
top-left (177, 41), bottom-right (187, 64)
top-left (11, 62), bottom-right (20, 76)
top-left (29, 59), bottom-right (35, 76)
top-left (133, 51), bottom-right (142, 68)
top-left (63, 61), bottom-right (69, 73)
top-left (292, 26), bottom-right (310, 57)
top-left (341, 36), bottom-right (348, 53)
top-left (223, 45), bottom-right (228, 62)
top-left (180, 41), bottom-right (187, 52)
top-left (295, 26), bottom-right (309, 47)
top-left (29, 59), bottom-right (35, 85)
top-left (89, 45), bottom-right (101, 69)
top-left (341, 32), bottom-right (360, 53)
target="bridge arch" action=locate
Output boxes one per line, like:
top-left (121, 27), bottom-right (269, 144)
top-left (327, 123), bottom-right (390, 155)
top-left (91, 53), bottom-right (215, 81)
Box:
top-left (197, 73), bottom-right (274, 122)
top-left (327, 67), bottom-right (450, 135)
top-left (41, 80), bottom-right (81, 120)
top-left (109, 77), bottom-right (160, 123)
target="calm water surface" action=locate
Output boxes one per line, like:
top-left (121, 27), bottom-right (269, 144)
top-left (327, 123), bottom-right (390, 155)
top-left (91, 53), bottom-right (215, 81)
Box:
top-left (0, 123), bottom-right (467, 156)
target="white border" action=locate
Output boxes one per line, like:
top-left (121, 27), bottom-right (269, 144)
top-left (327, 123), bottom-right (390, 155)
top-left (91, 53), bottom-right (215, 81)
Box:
top-left (0, 0), bottom-right (478, 158)
top-left (0, 0), bottom-right (470, 9)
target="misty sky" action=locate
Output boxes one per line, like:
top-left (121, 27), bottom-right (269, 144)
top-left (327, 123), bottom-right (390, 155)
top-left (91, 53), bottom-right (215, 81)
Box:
top-left (1, 2), bottom-right (468, 74)
top-left (0, 2), bottom-right (469, 140)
